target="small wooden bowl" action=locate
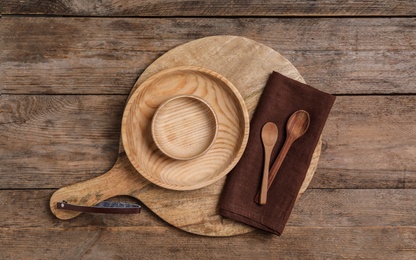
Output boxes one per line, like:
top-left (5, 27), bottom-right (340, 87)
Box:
top-left (151, 95), bottom-right (218, 160)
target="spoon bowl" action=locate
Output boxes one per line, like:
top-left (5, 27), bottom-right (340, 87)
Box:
top-left (286, 110), bottom-right (310, 140)
top-left (267, 110), bottom-right (310, 190)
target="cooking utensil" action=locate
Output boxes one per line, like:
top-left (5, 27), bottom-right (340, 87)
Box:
top-left (266, 110), bottom-right (310, 191)
top-left (151, 94), bottom-right (218, 160)
top-left (259, 122), bottom-right (278, 205)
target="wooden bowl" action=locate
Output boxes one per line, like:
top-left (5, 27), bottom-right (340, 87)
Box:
top-left (151, 95), bottom-right (218, 160)
top-left (121, 66), bottom-right (249, 190)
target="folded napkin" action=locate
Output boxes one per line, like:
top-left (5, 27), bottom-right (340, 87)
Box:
top-left (219, 71), bottom-right (336, 235)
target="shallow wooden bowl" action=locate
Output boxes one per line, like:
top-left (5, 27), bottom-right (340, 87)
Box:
top-left (151, 94), bottom-right (218, 160)
top-left (121, 66), bottom-right (249, 190)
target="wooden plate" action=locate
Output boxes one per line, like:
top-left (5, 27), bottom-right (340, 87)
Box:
top-left (151, 94), bottom-right (219, 160)
top-left (121, 66), bottom-right (249, 191)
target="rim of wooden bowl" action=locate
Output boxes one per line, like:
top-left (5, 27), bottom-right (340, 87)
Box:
top-left (151, 94), bottom-right (219, 160)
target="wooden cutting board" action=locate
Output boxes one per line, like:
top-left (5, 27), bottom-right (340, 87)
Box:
top-left (50, 35), bottom-right (321, 237)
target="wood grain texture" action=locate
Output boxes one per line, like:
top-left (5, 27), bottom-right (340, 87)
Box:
top-left (313, 95), bottom-right (416, 189)
top-left (4, 189), bottom-right (416, 259)
top-left (2, 226), bottom-right (415, 259)
top-left (2, 0), bottom-right (415, 257)
top-left (1, 17), bottom-right (415, 95)
top-left (122, 66), bottom-right (249, 190)
top-left (4, 189), bottom-right (416, 228)
top-left (0, 95), bottom-right (125, 188)
top-left (2, 189), bottom-right (416, 258)
top-left (2, 0), bottom-right (416, 16)
top-left (49, 37), bottom-right (318, 236)
top-left (151, 95), bottom-right (218, 160)
top-left (2, 95), bottom-right (416, 190)
top-left (50, 153), bottom-right (255, 236)
top-left (49, 152), bottom-right (150, 220)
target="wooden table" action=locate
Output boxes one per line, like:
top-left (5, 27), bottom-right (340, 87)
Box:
top-left (1, 1), bottom-right (416, 258)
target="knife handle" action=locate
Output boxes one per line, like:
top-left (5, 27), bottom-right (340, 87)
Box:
top-left (57, 200), bottom-right (141, 214)
top-left (50, 152), bottom-right (149, 220)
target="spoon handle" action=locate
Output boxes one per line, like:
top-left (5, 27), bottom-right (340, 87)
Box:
top-left (254, 136), bottom-right (295, 204)
top-left (267, 136), bottom-right (295, 190)
top-left (259, 145), bottom-right (272, 204)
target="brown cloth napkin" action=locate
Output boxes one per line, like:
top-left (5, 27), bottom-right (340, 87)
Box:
top-left (219, 71), bottom-right (336, 235)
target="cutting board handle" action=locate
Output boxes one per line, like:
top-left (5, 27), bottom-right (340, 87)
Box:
top-left (50, 152), bottom-right (149, 220)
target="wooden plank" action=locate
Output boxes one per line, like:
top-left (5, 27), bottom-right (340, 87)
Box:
top-left (2, 189), bottom-right (415, 228)
top-left (291, 189), bottom-right (416, 227)
top-left (313, 95), bottom-right (416, 189)
top-left (2, 189), bottom-right (415, 257)
top-left (1, 17), bottom-right (415, 95)
top-left (1, 95), bottom-right (416, 189)
top-left (1, 226), bottom-right (415, 259)
top-left (2, 0), bottom-right (416, 17)
top-left (0, 95), bottom-right (126, 188)
top-left (0, 190), bottom-right (164, 229)
top-left (311, 168), bottom-right (416, 189)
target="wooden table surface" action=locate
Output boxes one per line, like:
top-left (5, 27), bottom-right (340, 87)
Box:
top-left (1, 1), bottom-right (416, 259)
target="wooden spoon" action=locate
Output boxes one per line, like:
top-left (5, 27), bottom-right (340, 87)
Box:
top-left (266, 110), bottom-right (310, 191)
top-left (259, 122), bottom-right (278, 205)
